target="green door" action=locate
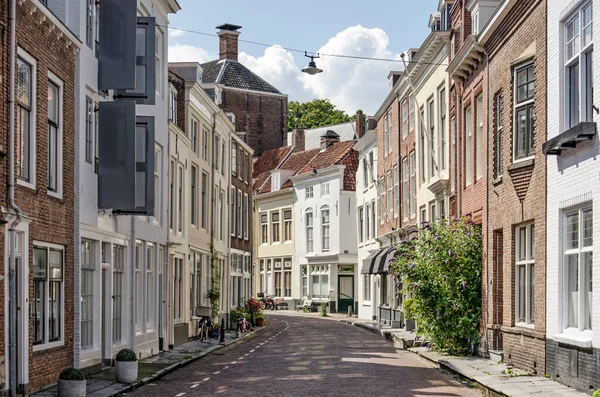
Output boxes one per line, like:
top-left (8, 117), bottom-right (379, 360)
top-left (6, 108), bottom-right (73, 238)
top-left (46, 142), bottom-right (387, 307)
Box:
top-left (338, 275), bottom-right (354, 313)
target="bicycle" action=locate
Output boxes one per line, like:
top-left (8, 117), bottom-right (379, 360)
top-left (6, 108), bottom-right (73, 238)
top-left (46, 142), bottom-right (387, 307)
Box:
top-left (257, 292), bottom-right (274, 310)
top-left (198, 316), bottom-right (213, 342)
top-left (239, 316), bottom-right (253, 333)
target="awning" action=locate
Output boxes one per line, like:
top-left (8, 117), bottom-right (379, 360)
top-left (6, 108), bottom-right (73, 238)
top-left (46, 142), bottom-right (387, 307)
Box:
top-left (543, 122), bottom-right (596, 155)
top-left (361, 247), bottom-right (397, 275)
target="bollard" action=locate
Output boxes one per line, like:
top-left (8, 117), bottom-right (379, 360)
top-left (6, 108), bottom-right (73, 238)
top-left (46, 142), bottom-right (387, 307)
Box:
top-left (348, 306), bottom-right (353, 317)
top-left (236, 321), bottom-right (240, 338)
top-left (219, 319), bottom-right (226, 344)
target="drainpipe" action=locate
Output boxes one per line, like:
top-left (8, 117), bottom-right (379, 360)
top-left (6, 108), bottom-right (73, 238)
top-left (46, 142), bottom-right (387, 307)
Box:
top-left (8, 0), bottom-right (22, 395)
top-left (484, 49), bottom-right (491, 356)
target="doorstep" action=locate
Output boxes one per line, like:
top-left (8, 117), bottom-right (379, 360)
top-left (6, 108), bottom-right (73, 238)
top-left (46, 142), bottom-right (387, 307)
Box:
top-left (31, 326), bottom-right (265, 397)
top-left (408, 347), bottom-right (588, 397)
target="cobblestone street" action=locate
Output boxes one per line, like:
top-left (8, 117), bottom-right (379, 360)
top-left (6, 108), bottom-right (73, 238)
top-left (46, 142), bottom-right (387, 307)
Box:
top-left (130, 315), bottom-right (481, 396)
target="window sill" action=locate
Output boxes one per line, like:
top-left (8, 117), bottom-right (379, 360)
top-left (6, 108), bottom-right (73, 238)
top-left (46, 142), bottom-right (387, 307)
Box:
top-left (17, 179), bottom-right (35, 190)
top-left (492, 175), bottom-right (503, 186)
top-left (33, 339), bottom-right (64, 352)
top-left (48, 190), bottom-right (63, 200)
top-left (362, 302), bottom-right (372, 306)
top-left (508, 157), bottom-right (534, 171)
top-left (553, 331), bottom-right (593, 348)
top-left (283, 240), bottom-right (292, 244)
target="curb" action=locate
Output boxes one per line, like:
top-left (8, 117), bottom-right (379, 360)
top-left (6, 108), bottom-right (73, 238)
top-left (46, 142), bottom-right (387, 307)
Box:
top-left (112, 327), bottom-right (265, 396)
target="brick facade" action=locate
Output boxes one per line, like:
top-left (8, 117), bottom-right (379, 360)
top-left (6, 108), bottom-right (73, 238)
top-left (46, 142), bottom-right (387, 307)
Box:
top-left (398, 91), bottom-right (418, 232)
top-left (0, 3), bottom-right (77, 393)
top-left (231, 136), bottom-right (253, 254)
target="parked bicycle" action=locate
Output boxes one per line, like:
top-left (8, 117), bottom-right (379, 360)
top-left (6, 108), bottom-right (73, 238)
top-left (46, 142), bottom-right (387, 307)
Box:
top-left (239, 316), bottom-right (253, 333)
top-left (257, 291), bottom-right (274, 310)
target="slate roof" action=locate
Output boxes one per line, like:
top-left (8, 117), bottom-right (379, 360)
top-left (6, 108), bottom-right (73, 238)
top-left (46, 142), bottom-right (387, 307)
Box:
top-left (200, 59), bottom-right (282, 94)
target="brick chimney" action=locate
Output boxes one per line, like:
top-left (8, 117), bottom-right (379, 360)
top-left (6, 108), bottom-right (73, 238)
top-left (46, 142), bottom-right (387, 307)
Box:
top-left (216, 23), bottom-right (242, 61)
top-left (320, 130), bottom-right (340, 152)
top-left (355, 110), bottom-right (365, 138)
top-left (290, 129), bottom-right (305, 152)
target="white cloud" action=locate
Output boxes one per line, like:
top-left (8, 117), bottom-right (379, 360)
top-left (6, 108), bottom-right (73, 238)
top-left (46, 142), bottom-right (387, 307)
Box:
top-left (168, 44), bottom-right (212, 63)
top-left (168, 25), bottom-right (401, 115)
top-left (168, 28), bottom-right (186, 39)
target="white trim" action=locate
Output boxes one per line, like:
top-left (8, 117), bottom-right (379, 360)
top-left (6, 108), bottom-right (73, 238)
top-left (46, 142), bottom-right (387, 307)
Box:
top-left (512, 62), bottom-right (536, 162)
top-left (16, 47), bottom-right (37, 190)
top-left (47, 71), bottom-right (64, 199)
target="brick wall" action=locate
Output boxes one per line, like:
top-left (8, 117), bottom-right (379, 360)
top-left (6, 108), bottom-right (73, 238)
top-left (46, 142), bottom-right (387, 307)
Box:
top-left (0, 0), bottom-right (7, 386)
top-left (221, 89), bottom-right (287, 156)
top-left (399, 91), bottom-right (418, 231)
top-left (231, 142), bottom-right (253, 253)
top-left (547, 340), bottom-right (600, 393)
top-left (0, 5), bottom-right (77, 393)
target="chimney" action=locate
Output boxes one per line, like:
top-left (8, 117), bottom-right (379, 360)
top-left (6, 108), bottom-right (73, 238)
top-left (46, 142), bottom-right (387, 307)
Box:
top-left (216, 23), bottom-right (242, 61)
top-left (290, 128), bottom-right (305, 152)
top-left (367, 116), bottom-right (377, 131)
top-left (320, 130), bottom-right (340, 152)
top-left (355, 110), bottom-right (365, 138)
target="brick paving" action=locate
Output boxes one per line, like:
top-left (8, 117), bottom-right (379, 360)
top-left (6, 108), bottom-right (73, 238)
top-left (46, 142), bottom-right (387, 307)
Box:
top-left (129, 315), bottom-right (481, 397)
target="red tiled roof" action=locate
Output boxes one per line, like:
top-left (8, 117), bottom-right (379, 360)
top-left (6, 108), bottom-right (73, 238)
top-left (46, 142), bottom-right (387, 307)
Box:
top-left (297, 141), bottom-right (357, 175)
top-left (252, 146), bottom-right (293, 192)
top-left (341, 149), bottom-right (359, 191)
top-left (280, 149), bottom-right (320, 189)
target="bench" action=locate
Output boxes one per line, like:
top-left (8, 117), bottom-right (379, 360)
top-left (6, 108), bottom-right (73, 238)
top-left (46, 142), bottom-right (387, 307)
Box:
top-left (273, 297), bottom-right (289, 310)
top-left (297, 298), bottom-right (317, 312)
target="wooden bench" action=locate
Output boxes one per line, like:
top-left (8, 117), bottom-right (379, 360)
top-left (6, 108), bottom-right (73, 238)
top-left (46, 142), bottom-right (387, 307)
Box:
top-left (273, 297), bottom-right (289, 310)
top-left (297, 298), bottom-right (316, 312)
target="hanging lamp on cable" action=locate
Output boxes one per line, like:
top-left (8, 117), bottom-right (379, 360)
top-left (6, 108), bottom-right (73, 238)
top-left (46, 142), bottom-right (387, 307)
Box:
top-left (302, 51), bottom-right (323, 75)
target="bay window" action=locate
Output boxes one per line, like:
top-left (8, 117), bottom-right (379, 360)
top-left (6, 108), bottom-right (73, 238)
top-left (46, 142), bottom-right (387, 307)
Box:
top-left (311, 265), bottom-right (329, 299)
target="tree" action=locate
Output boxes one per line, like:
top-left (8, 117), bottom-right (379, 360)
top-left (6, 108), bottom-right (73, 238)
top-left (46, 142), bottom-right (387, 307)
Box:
top-left (287, 99), bottom-right (351, 131)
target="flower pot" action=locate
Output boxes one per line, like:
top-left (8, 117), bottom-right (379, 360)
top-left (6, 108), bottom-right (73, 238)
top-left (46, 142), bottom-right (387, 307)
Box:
top-left (57, 379), bottom-right (86, 397)
top-left (256, 318), bottom-right (265, 327)
top-left (115, 360), bottom-right (138, 383)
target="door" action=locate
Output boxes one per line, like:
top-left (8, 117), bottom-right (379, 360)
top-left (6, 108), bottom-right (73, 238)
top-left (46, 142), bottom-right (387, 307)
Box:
top-left (338, 275), bottom-right (354, 313)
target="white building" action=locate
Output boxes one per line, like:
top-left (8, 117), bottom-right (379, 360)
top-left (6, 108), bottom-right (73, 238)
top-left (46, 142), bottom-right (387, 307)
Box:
top-left (73, 0), bottom-right (180, 368)
top-left (355, 130), bottom-right (379, 320)
top-left (291, 134), bottom-right (359, 313)
top-left (545, 0), bottom-right (600, 391)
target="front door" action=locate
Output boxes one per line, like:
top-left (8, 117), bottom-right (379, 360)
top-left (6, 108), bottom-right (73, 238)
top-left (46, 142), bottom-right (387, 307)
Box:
top-left (338, 275), bottom-right (354, 314)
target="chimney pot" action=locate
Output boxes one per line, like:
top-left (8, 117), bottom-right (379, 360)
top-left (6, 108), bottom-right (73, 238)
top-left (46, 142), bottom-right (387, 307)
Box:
top-left (355, 110), bottom-right (365, 138)
top-left (216, 23), bottom-right (242, 61)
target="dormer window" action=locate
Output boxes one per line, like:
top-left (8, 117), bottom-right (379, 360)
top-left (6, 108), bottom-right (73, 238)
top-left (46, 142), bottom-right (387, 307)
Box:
top-left (272, 172), bottom-right (281, 192)
top-left (472, 11), bottom-right (480, 35)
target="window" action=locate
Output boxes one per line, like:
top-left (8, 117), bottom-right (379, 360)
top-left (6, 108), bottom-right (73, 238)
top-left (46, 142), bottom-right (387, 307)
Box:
top-left (231, 187), bottom-right (236, 236)
top-left (439, 87), bottom-right (447, 171)
top-left (178, 166), bottom-right (183, 233)
top-left (16, 56), bottom-right (33, 183)
top-left (85, 97), bottom-right (93, 164)
top-left (379, 177), bottom-right (385, 224)
top-left (222, 142), bottom-right (226, 175)
top-left (80, 241), bottom-right (94, 349)
top-left (365, 204), bottom-right (371, 240)
top-left (495, 95), bottom-right (503, 178)
top-left (371, 200), bottom-right (376, 237)
top-left (564, 207), bottom-right (593, 331)
top-left (244, 194), bottom-right (249, 240)
top-left (174, 257), bottom-right (183, 320)
top-left (476, 95), bottom-right (483, 180)
top-left (419, 107), bottom-right (426, 184)
top-left (565, 3), bottom-right (593, 129)
top-left (135, 243), bottom-right (142, 330)
top-left (383, 112), bottom-right (389, 156)
top-left (86, 0), bottom-right (94, 48)
top-left (428, 98), bottom-right (435, 179)
top-left (306, 209), bottom-right (314, 252)
top-left (214, 136), bottom-right (220, 171)
top-left (301, 265), bottom-right (308, 297)
top-left (153, 147), bottom-right (161, 225)
top-left (33, 244), bottom-right (64, 347)
top-left (237, 190), bottom-right (242, 238)
top-left (48, 80), bottom-right (60, 193)
top-left (191, 119), bottom-right (199, 153)
top-left (284, 209), bottom-right (292, 241)
top-left (231, 142), bottom-right (237, 176)
top-left (113, 245), bottom-right (125, 343)
top-left (272, 173), bottom-right (280, 192)
top-left (358, 206), bottom-right (364, 243)
top-left (270, 211), bottom-right (280, 243)
top-left (451, 118), bottom-right (456, 192)
top-left (465, 106), bottom-right (473, 185)
top-left (238, 147), bottom-right (243, 181)
top-left (369, 151), bottom-right (375, 183)
top-left (514, 63), bottom-right (535, 160)
top-left (155, 29), bottom-right (162, 96)
top-left (402, 100), bottom-right (409, 139)
top-left (219, 190), bottom-right (224, 240)
top-left (409, 152), bottom-right (416, 218)
top-left (169, 160), bottom-right (174, 230)
top-left (201, 172), bottom-right (207, 229)
top-left (191, 166), bottom-right (198, 226)
top-left (472, 11), bottom-right (479, 35)
top-left (402, 158), bottom-right (409, 220)
top-left (429, 201), bottom-right (437, 222)
top-left (394, 166), bottom-right (399, 219)
top-left (363, 274), bottom-right (371, 303)
top-left (190, 251), bottom-right (203, 315)
top-left (245, 152), bottom-right (250, 183)
top-left (409, 95), bottom-right (415, 133)
top-left (321, 206), bottom-right (330, 251)
top-left (202, 129), bottom-right (208, 161)
top-left (363, 159), bottom-right (368, 189)
top-left (516, 224), bottom-right (535, 325)
top-left (386, 171), bottom-right (393, 221)
top-left (284, 260), bottom-right (292, 297)
top-left (387, 110), bottom-right (393, 155)
top-left (320, 182), bottom-right (330, 196)
top-left (420, 206), bottom-right (427, 223)
top-left (311, 265), bottom-right (329, 299)
top-left (169, 89), bottom-right (177, 123)
top-left (146, 244), bottom-right (155, 330)
top-left (260, 212), bottom-right (268, 244)
top-left (306, 186), bottom-right (314, 199)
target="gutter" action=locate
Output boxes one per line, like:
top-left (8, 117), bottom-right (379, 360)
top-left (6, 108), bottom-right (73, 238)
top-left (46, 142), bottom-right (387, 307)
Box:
top-left (8, 0), bottom-right (23, 395)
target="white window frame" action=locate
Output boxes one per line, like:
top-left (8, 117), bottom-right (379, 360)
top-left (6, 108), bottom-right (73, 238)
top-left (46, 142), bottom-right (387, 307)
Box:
top-left (358, 206), bottom-right (364, 243)
top-left (155, 28), bottom-right (163, 97)
top-left (47, 72), bottom-right (63, 199)
top-left (563, 206), bottom-right (593, 333)
top-left (237, 190), bottom-right (243, 238)
top-left (146, 243), bottom-right (155, 331)
top-left (402, 99), bottom-right (409, 139)
top-left (513, 62), bottom-right (535, 161)
top-left (439, 86), bottom-right (447, 171)
top-left (564, 2), bottom-right (594, 130)
top-left (231, 187), bottom-right (237, 237)
top-left (153, 146), bottom-right (161, 226)
top-left (515, 223), bottom-right (535, 327)
top-left (386, 171), bottom-right (393, 221)
top-left (379, 177), bottom-right (385, 225)
top-left (321, 206), bottom-right (330, 251)
top-left (283, 208), bottom-right (292, 242)
top-left (428, 97), bottom-right (435, 180)
top-left (465, 106), bottom-right (473, 186)
top-left (16, 48), bottom-right (37, 190)
top-left (320, 182), bottom-right (330, 197)
top-left (394, 165), bottom-right (399, 219)
top-left (271, 210), bottom-right (280, 244)
top-left (383, 112), bottom-right (389, 157)
top-left (306, 186), bottom-right (314, 199)
top-left (495, 95), bottom-right (503, 178)
top-left (169, 88), bottom-right (177, 123)
top-left (363, 274), bottom-right (371, 304)
top-left (80, 240), bottom-right (95, 350)
top-left (244, 193), bottom-right (249, 240)
top-left (306, 209), bottom-right (314, 253)
top-left (260, 212), bottom-right (268, 244)
top-left (365, 203), bottom-right (371, 241)
top-left (409, 152), bottom-right (416, 219)
top-left (402, 158), bottom-right (409, 221)
top-left (476, 95), bottom-right (483, 180)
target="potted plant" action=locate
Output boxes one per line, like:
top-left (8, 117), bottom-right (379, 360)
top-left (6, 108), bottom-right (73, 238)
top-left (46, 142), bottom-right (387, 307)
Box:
top-left (115, 348), bottom-right (138, 383)
top-left (57, 368), bottom-right (86, 397)
top-left (255, 314), bottom-right (266, 327)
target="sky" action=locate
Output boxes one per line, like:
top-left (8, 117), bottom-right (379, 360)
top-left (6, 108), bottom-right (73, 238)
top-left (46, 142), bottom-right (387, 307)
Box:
top-left (168, 0), bottom-right (436, 115)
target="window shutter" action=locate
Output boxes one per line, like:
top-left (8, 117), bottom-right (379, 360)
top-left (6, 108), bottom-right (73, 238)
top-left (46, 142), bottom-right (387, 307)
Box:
top-left (98, 102), bottom-right (136, 210)
top-left (98, 0), bottom-right (137, 90)
top-left (115, 17), bottom-right (157, 104)
top-left (135, 116), bottom-right (156, 215)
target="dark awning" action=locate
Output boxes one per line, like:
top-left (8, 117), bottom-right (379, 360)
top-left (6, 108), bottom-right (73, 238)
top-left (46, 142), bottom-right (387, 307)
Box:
top-left (543, 122), bottom-right (597, 155)
top-left (362, 247), bottom-right (396, 275)
top-left (361, 250), bottom-right (380, 274)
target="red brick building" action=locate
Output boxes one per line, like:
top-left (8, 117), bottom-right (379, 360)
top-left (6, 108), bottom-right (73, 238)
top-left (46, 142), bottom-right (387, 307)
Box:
top-left (0, 1), bottom-right (78, 393)
top-left (200, 24), bottom-right (288, 156)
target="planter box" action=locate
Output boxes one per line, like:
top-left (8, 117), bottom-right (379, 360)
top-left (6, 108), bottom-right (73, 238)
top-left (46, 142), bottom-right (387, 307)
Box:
top-left (57, 379), bottom-right (86, 397)
top-left (115, 361), bottom-right (138, 383)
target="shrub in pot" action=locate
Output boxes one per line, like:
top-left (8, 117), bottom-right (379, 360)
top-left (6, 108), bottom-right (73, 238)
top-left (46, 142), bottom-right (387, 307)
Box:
top-left (57, 368), bottom-right (86, 397)
top-left (115, 348), bottom-right (138, 383)
top-left (255, 314), bottom-right (266, 326)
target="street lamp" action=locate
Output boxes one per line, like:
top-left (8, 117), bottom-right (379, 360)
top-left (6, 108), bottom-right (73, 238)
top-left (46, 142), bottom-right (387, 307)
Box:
top-left (302, 51), bottom-right (323, 75)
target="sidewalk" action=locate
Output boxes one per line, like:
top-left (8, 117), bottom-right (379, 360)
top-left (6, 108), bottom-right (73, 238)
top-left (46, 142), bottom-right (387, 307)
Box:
top-left (335, 316), bottom-right (589, 397)
top-left (33, 326), bottom-right (264, 397)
